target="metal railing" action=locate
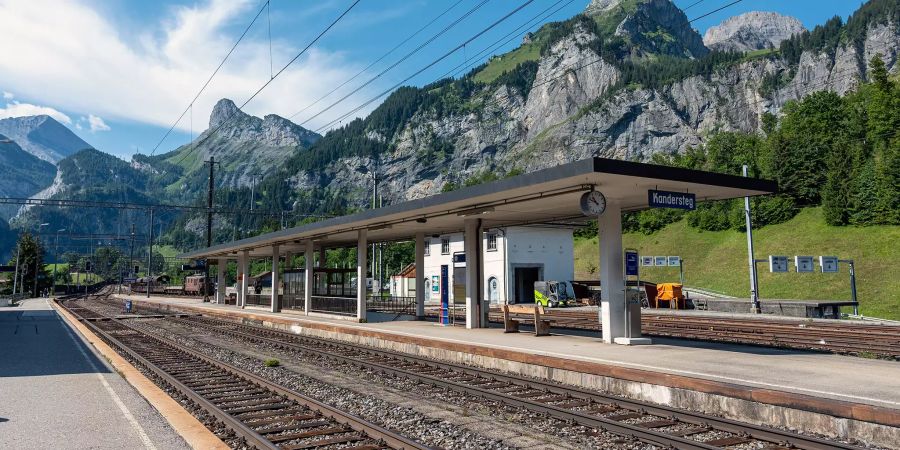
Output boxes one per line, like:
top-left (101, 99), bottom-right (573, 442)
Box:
top-left (244, 293), bottom-right (272, 307)
top-left (282, 294), bottom-right (305, 312)
top-left (310, 296), bottom-right (357, 316)
top-left (366, 295), bottom-right (416, 315)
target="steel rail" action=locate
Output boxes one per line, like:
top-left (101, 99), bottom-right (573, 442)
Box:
top-left (181, 315), bottom-right (859, 450)
top-left (64, 304), bottom-right (278, 450)
top-left (59, 298), bottom-right (430, 450)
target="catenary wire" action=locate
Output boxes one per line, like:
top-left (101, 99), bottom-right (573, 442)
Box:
top-left (287, 0), bottom-right (468, 121)
top-left (298, 0), bottom-right (491, 126)
top-left (149, 1), bottom-right (269, 156)
top-left (171, 0), bottom-right (361, 167)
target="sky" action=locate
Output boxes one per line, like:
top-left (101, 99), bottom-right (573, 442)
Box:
top-left (0, 0), bottom-right (866, 160)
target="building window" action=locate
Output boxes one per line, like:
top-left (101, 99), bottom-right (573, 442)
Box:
top-left (441, 238), bottom-right (450, 255)
top-left (486, 233), bottom-right (498, 251)
top-left (487, 276), bottom-right (499, 303)
top-left (424, 239), bottom-right (430, 256)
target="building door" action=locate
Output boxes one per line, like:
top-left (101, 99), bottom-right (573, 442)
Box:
top-left (514, 267), bottom-right (540, 304)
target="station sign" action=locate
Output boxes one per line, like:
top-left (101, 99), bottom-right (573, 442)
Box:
top-left (769, 255), bottom-right (789, 273)
top-left (624, 250), bottom-right (639, 277)
top-left (794, 256), bottom-right (814, 273)
top-left (648, 190), bottom-right (696, 210)
top-left (667, 256), bottom-right (681, 267)
top-left (654, 256), bottom-right (668, 267)
top-left (819, 256), bottom-right (839, 273)
top-left (641, 256), bottom-right (654, 267)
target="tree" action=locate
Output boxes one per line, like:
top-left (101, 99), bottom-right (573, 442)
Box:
top-left (767, 91), bottom-right (845, 205)
top-left (6, 233), bottom-right (50, 297)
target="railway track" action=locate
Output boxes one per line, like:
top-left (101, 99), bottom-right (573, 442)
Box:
top-left (57, 297), bottom-right (429, 450)
top-left (425, 309), bottom-right (900, 358)
top-left (173, 314), bottom-right (862, 450)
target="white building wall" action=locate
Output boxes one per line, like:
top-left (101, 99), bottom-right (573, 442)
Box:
top-left (419, 227), bottom-right (574, 305)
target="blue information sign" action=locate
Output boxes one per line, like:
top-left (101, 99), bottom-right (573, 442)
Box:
top-left (439, 265), bottom-right (449, 325)
top-left (648, 190), bottom-right (696, 210)
top-left (625, 250), bottom-right (639, 277)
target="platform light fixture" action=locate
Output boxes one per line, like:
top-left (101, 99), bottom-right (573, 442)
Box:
top-left (457, 206), bottom-right (495, 217)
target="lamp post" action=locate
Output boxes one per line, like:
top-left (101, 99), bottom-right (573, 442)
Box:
top-left (54, 228), bottom-right (66, 295)
top-left (34, 223), bottom-right (49, 297)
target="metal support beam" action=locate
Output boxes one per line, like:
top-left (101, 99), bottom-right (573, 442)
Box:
top-left (357, 230), bottom-right (367, 322)
top-left (270, 245), bottom-right (280, 313)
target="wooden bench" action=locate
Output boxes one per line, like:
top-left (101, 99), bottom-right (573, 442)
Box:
top-left (502, 304), bottom-right (551, 336)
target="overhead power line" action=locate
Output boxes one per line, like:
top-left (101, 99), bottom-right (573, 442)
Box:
top-left (288, 0), bottom-right (468, 121)
top-left (297, 0), bottom-right (490, 126)
top-left (441, 0), bottom-right (576, 80)
top-left (149, 1), bottom-right (270, 156)
top-left (314, 0), bottom-right (537, 133)
top-left (682, 0), bottom-right (706, 12)
top-left (689, 0), bottom-right (742, 23)
top-left (0, 196), bottom-right (331, 218)
top-left (172, 0), bottom-right (361, 168)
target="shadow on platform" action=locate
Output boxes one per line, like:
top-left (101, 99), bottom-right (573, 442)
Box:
top-left (0, 310), bottom-right (111, 377)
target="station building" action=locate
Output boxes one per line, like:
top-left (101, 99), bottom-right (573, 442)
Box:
top-left (419, 226), bottom-right (574, 305)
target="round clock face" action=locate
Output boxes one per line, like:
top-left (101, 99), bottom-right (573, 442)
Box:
top-left (580, 190), bottom-right (607, 216)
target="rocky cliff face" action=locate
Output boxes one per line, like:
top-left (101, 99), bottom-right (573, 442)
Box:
top-left (0, 115), bottom-right (93, 163)
top-left (288, 3), bottom-right (900, 210)
top-left (703, 12), bottom-right (806, 53)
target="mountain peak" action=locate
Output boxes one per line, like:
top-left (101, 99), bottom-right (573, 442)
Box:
top-left (587, 0), bottom-right (708, 58)
top-left (703, 11), bottom-right (806, 52)
top-left (0, 114), bottom-right (92, 163)
top-left (585, 0), bottom-right (644, 15)
top-left (209, 98), bottom-right (244, 128)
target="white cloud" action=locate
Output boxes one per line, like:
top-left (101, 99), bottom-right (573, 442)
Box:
top-left (2, 91), bottom-right (13, 99)
top-left (88, 114), bottom-right (110, 132)
top-left (0, 100), bottom-right (72, 124)
top-left (0, 0), bottom-right (378, 150)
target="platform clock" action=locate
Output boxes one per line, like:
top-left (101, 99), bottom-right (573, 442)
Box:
top-left (579, 190), bottom-right (606, 216)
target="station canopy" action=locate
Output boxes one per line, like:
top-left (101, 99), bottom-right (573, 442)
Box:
top-left (180, 157), bottom-right (776, 259)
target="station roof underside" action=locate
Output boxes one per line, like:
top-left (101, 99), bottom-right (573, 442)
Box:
top-left (180, 157), bottom-right (777, 260)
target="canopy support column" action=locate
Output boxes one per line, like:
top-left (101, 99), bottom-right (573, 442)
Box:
top-left (599, 203), bottom-right (625, 343)
top-left (357, 230), bottom-right (368, 322)
top-left (464, 219), bottom-right (484, 329)
top-left (415, 232), bottom-right (426, 319)
top-left (271, 245), bottom-right (280, 313)
top-left (239, 250), bottom-right (249, 309)
top-left (304, 241), bottom-right (314, 315)
top-left (215, 259), bottom-right (226, 304)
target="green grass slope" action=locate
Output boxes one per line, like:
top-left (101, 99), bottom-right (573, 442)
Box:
top-left (575, 208), bottom-right (900, 320)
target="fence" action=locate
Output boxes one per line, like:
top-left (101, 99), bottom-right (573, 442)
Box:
top-left (310, 296), bottom-right (357, 316)
top-left (244, 293), bottom-right (272, 307)
top-left (366, 295), bottom-right (416, 315)
top-left (282, 293), bottom-right (305, 312)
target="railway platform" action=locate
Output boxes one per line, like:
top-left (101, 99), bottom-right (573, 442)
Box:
top-left (0, 298), bottom-right (190, 449)
top-left (117, 293), bottom-right (900, 447)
